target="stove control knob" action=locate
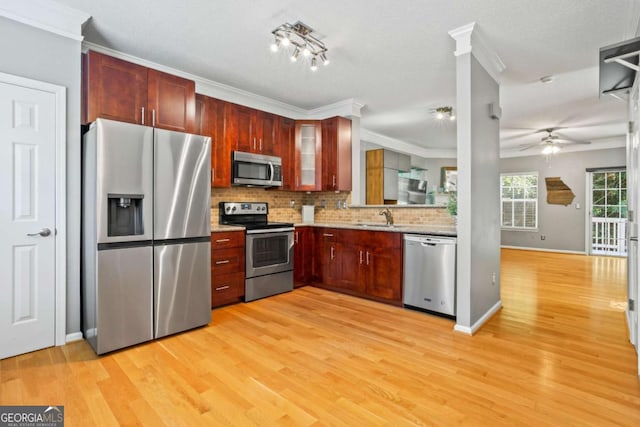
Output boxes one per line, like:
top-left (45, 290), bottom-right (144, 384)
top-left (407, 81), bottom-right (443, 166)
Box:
top-left (225, 206), bottom-right (231, 213)
top-left (231, 206), bottom-right (237, 212)
top-left (262, 207), bottom-right (266, 211)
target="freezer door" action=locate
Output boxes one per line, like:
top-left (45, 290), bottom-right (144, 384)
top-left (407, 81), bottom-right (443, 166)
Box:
top-left (154, 241), bottom-right (211, 338)
top-left (95, 246), bottom-right (153, 354)
top-left (154, 129), bottom-right (211, 240)
top-left (94, 119), bottom-right (154, 244)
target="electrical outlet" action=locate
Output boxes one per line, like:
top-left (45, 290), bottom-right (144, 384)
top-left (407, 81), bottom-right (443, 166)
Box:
top-left (491, 272), bottom-right (496, 285)
top-left (289, 200), bottom-right (295, 208)
top-left (540, 235), bottom-right (546, 240)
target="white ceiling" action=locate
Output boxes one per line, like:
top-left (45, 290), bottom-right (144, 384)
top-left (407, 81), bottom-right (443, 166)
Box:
top-left (55, 0), bottom-right (640, 155)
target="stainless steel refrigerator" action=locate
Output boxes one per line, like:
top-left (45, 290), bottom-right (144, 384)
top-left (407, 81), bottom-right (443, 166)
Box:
top-left (82, 119), bottom-right (211, 355)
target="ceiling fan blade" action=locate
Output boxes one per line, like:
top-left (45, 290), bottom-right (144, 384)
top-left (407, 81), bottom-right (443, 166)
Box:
top-left (518, 143), bottom-right (541, 151)
top-left (554, 139), bottom-right (591, 145)
top-left (501, 128), bottom-right (540, 142)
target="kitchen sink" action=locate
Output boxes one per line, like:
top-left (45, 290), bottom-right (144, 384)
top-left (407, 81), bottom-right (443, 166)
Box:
top-left (354, 223), bottom-right (396, 228)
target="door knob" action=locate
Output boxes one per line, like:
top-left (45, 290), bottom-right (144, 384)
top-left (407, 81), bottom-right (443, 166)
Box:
top-left (27, 228), bottom-right (51, 237)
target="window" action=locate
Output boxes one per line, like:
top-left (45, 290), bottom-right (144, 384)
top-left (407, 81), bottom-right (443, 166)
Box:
top-left (501, 173), bottom-right (538, 230)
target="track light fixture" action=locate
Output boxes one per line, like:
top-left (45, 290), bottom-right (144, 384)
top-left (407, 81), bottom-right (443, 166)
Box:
top-left (270, 21), bottom-right (329, 72)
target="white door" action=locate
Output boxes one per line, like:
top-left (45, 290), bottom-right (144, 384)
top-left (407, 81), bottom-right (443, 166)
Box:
top-left (628, 85), bottom-right (640, 364)
top-left (0, 80), bottom-right (57, 359)
top-left (586, 170), bottom-right (627, 256)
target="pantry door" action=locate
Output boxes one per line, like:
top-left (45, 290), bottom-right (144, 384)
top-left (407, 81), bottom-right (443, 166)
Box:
top-left (0, 73), bottom-right (65, 359)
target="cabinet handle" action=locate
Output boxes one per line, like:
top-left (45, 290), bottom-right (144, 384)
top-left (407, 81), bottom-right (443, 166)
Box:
top-left (259, 138), bottom-right (263, 151)
top-left (295, 231), bottom-right (299, 244)
top-left (359, 250), bottom-right (363, 265)
top-left (215, 238), bottom-right (230, 243)
top-left (333, 175), bottom-right (336, 187)
top-left (215, 260), bottom-right (230, 265)
top-left (330, 246), bottom-right (335, 260)
top-left (366, 251), bottom-right (370, 265)
top-left (253, 137), bottom-right (256, 150)
top-left (152, 109), bottom-right (156, 127)
top-left (215, 285), bottom-right (230, 291)
top-left (323, 233), bottom-right (334, 237)
top-left (141, 107), bottom-right (145, 125)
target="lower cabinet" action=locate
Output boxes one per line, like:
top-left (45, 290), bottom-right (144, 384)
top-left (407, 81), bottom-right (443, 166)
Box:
top-left (211, 230), bottom-right (245, 307)
top-left (294, 227), bottom-right (313, 287)
top-left (310, 228), bottom-right (403, 304)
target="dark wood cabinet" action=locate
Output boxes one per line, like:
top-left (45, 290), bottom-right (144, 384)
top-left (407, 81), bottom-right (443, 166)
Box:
top-left (294, 121), bottom-right (322, 191)
top-left (227, 104), bottom-right (278, 155)
top-left (311, 228), bottom-right (402, 304)
top-left (294, 227), bottom-right (313, 287)
top-left (210, 231), bottom-right (245, 307)
top-left (84, 50), bottom-right (147, 126)
top-left (83, 50), bottom-right (196, 133)
top-left (322, 117), bottom-right (352, 192)
top-left (279, 117), bottom-right (297, 190)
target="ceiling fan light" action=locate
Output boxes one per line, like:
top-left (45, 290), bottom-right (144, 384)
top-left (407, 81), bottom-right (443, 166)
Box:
top-left (310, 57), bottom-right (318, 71)
top-left (281, 36), bottom-right (290, 47)
top-left (436, 112), bottom-right (444, 120)
top-left (449, 113), bottom-right (456, 121)
top-left (302, 46), bottom-right (311, 57)
top-left (320, 53), bottom-right (330, 66)
top-left (542, 145), bottom-right (560, 155)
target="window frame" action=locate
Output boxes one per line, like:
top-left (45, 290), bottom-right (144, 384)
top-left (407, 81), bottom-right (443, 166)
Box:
top-left (500, 171), bottom-right (539, 231)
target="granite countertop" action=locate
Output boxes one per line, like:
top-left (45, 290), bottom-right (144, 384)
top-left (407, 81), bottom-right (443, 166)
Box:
top-left (294, 222), bottom-right (457, 237)
top-left (210, 224), bottom-right (245, 233)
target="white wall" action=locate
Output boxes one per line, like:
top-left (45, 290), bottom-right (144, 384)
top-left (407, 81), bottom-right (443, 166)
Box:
top-left (501, 148), bottom-right (626, 252)
top-left (0, 17), bottom-right (82, 335)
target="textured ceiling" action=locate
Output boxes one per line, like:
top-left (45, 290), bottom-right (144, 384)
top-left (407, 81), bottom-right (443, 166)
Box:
top-left (56, 0), bottom-right (640, 154)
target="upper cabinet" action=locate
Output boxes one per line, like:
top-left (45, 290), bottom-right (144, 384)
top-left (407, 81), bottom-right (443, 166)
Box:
top-left (229, 104), bottom-right (277, 155)
top-left (279, 117), bottom-right (296, 190)
top-left (322, 116), bottom-right (352, 192)
top-left (294, 121), bottom-right (322, 191)
top-left (82, 50), bottom-right (196, 133)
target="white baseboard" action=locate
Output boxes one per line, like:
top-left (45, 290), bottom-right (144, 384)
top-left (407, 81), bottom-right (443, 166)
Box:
top-left (454, 300), bottom-right (503, 335)
top-left (501, 245), bottom-right (586, 255)
top-left (65, 332), bottom-right (83, 343)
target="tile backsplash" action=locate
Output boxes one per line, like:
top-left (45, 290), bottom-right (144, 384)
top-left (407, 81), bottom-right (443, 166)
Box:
top-left (211, 187), bottom-right (454, 226)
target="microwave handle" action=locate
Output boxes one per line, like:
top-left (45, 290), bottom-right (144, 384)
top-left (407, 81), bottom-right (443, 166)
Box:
top-left (269, 162), bottom-right (275, 181)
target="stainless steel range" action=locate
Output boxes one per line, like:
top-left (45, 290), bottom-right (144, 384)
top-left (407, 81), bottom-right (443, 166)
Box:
top-left (219, 202), bottom-right (294, 301)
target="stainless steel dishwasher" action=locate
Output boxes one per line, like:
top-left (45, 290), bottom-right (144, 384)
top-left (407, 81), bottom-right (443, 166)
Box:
top-left (403, 234), bottom-right (457, 317)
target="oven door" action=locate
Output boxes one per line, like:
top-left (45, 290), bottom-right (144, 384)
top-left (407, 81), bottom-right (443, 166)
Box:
top-left (245, 229), bottom-right (294, 278)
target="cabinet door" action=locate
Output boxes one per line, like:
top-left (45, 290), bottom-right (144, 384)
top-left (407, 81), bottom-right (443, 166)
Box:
top-left (257, 111), bottom-right (277, 155)
top-left (84, 50), bottom-right (147, 125)
top-left (364, 233), bottom-right (402, 301)
top-left (279, 117), bottom-right (296, 190)
top-left (147, 69), bottom-right (196, 133)
top-left (294, 227), bottom-right (312, 286)
top-left (212, 99), bottom-right (231, 187)
top-left (195, 94), bottom-right (208, 136)
top-left (338, 242), bottom-right (365, 292)
top-left (294, 121), bottom-right (322, 191)
top-left (322, 117), bottom-right (352, 192)
top-left (234, 105), bottom-right (255, 152)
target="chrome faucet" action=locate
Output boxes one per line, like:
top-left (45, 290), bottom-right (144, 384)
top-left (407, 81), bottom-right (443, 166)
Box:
top-left (379, 207), bottom-right (394, 225)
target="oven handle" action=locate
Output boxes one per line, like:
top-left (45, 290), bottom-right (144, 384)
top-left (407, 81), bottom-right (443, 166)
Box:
top-left (246, 227), bottom-right (294, 235)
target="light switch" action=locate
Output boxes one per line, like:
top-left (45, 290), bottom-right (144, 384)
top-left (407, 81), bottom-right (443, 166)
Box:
top-left (575, 202), bottom-right (581, 209)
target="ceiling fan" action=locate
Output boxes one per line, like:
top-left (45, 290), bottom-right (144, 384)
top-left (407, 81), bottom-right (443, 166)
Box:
top-left (519, 127), bottom-right (591, 153)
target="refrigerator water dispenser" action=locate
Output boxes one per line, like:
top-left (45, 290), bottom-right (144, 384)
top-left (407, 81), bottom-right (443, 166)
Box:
top-left (107, 194), bottom-right (144, 236)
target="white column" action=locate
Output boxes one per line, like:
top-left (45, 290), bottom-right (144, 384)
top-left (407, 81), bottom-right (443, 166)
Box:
top-left (449, 23), bottom-right (505, 334)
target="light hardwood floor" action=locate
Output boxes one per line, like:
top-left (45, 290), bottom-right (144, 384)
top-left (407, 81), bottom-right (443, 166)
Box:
top-left (1, 249), bottom-right (639, 426)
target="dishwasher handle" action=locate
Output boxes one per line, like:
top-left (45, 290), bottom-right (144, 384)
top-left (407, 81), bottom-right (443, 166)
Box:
top-left (404, 234), bottom-right (457, 245)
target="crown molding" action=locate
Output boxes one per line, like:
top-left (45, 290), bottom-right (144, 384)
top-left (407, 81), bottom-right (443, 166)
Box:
top-left (360, 128), bottom-right (457, 159)
top-left (307, 98), bottom-right (365, 119)
top-left (83, 42), bottom-right (365, 120)
top-left (0, 0), bottom-right (89, 41)
top-left (449, 22), bottom-right (506, 82)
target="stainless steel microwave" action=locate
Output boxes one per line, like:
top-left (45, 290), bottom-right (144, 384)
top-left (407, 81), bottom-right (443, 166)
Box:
top-left (232, 151), bottom-right (283, 187)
